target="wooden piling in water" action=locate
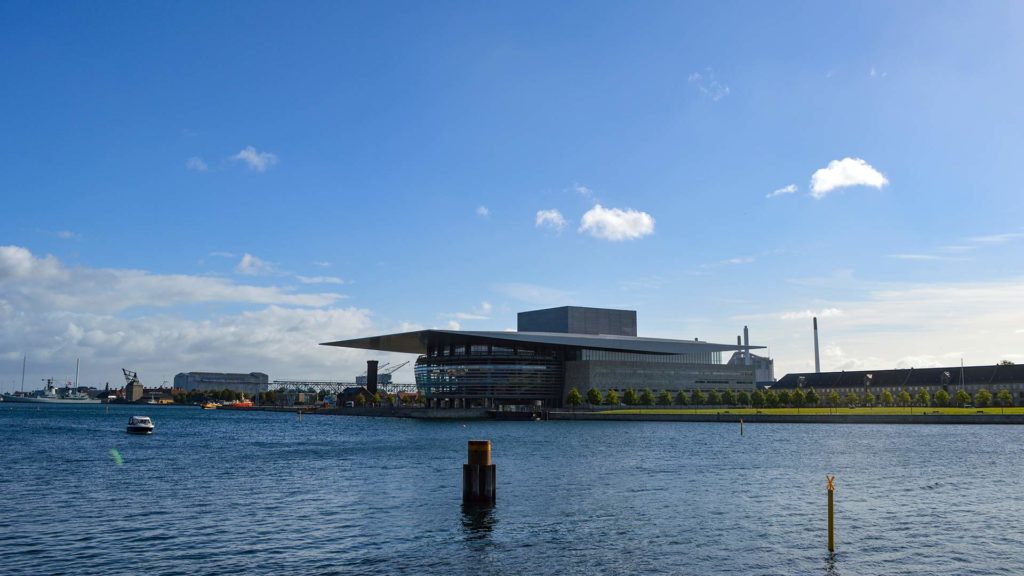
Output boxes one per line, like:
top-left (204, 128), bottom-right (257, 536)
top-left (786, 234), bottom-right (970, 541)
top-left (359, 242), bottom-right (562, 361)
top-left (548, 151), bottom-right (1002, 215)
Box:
top-left (827, 475), bottom-right (835, 552)
top-left (463, 440), bottom-right (496, 504)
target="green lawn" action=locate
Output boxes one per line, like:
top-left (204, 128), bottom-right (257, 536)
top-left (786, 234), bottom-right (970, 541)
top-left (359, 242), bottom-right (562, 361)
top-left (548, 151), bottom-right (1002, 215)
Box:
top-left (597, 406), bottom-right (1024, 416)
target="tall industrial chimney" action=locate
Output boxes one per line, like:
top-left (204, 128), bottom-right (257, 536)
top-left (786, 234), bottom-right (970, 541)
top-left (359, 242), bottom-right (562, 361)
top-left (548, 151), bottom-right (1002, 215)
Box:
top-left (366, 360), bottom-right (379, 395)
top-left (743, 326), bottom-right (751, 366)
top-left (813, 317), bottom-right (821, 374)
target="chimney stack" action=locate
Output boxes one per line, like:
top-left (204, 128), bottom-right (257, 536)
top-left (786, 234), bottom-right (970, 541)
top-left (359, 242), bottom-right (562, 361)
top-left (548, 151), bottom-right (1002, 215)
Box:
top-left (366, 360), bottom-right (379, 395)
top-left (813, 317), bottom-right (821, 374)
top-left (743, 326), bottom-right (751, 366)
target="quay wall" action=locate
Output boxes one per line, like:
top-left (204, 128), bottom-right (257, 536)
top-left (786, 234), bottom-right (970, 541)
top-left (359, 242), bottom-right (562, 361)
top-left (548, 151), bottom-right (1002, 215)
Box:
top-left (549, 411), bottom-right (1024, 425)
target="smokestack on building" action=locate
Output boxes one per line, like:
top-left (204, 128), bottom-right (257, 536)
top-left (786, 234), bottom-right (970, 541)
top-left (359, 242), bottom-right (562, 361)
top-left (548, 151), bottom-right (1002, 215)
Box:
top-left (813, 317), bottom-right (821, 374)
top-left (743, 326), bottom-right (751, 366)
top-left (366, 360), bottom-right (379, 395)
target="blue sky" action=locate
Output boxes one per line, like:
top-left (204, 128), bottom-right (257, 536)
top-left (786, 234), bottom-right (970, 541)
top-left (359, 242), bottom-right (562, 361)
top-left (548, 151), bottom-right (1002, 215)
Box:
top-left (2, 1), bottom-right (1023, 390)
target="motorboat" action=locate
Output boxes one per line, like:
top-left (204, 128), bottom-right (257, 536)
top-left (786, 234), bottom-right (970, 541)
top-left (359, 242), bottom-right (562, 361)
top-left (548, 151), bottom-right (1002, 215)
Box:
top-left (126, 416), bottom-right (155, 434)
top-left (200, 401), bottom-right (219, 410)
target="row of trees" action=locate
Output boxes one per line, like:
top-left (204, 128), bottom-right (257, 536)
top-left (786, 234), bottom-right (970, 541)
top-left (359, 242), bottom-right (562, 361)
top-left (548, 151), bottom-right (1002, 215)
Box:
top-left (564, 386), bottom-right (1016, 409)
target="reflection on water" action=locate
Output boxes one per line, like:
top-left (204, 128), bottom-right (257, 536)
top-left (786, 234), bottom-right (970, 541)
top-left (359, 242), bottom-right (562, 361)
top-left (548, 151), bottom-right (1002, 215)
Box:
top-left (461, 503), bottom-right (496, 539)
top-left (824, 552), bottom-right (840, 576)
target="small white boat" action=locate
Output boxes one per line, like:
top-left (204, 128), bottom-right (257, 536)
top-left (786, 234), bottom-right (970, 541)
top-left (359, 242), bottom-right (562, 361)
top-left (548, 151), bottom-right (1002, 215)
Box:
top-left (126, 416), bottom-right (155, 435)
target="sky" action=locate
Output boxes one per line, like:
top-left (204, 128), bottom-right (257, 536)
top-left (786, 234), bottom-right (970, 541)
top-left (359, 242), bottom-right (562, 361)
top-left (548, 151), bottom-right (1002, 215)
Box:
top-left (2, 1), bottom-right (1023, 391)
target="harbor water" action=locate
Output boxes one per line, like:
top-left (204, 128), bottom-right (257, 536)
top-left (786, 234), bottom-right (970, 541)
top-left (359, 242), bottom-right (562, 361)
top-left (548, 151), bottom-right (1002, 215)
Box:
top-left (2, 403), bottom-right (1023, 575)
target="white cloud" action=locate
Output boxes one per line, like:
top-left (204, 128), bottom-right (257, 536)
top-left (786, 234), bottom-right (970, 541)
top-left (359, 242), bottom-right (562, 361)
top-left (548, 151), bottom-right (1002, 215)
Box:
top-left (446, 320), bottom-right (461, 330)
top-left (55, 230), bottom-right (80, 240)
top-left (578, 204), bottom-right (655, 241)
top-left (810, 157), bottom-right (888, 198)
top-left (573, 183), bottom-right (594, 198)
top-left (535, 209), bottom-right (567, 232)
top-left (0, 246), bottom-right (341, 312)
top-left (312, 261), bottom-right (331, 268)
top-left (887, 254), bottom-right (947, 261)
top-left (442, 301), bottom-right (493, 321)
top-left (688, 70), bottom-right (730, 101)
top-left (722, 257), bottom-right (755, 265)
top-left (208, 251), bottom-right (234, 258)
top-left (766, 184), bottom-right (797, 198)
top-left (780, 308), bottom-right (845, 320)
top-left (296, 275), bottom-right (344, 285)
top-left (476, 205), bottom-right (490, 218)
top-left (493, 282), bottom-right (572, 306)
top-left (967, 232), bottom-right (1024, 245)
top-left (0, 245), bottom-right (390, 392)
top-left (231, 146), bottom-right (278, 172)
top-left (744, 278), bottom-right (1024, 376)
top-left (235, 253), bottom-right (272, 276)
top-left (185, 156), bottom-right (208, 171)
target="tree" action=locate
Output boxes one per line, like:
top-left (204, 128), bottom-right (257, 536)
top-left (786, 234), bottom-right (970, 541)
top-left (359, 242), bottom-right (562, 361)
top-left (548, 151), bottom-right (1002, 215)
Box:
top-left (826, 391), bottom-right (841, 409)
top-left (657, 390), bottom-right (673, 406)
top-left (354, 393), bottom-right (366, 407)
top-left (676, 390), bottom-right (690, 406)
top-left (566, 388), bottom-right (582, 409)
top-left (880, 390), bottom-right (894, 407)
top-left (721, 390), bottom-right (737, 406)
top-left (691, 389), bottom-right (706, 406)
top-left (974, 389), bottom-right (992, 408)
top-left (586, 387), bottom-right (602, 406)
top-left (897, 390), bottom-right (912, 407)
top-left (737, 391), bottom-right (751, 406)
top-left (707, 390), bottom-right (722, 406)
top-left (997, 389), bottom-right (1014, 408)
top-left (862, 391), bottom-right (876, 407)
top-left (765, 390), bottom-right (779, 408)
top-left (791, 388), bottom-right (806, 410)
top-left (933, 389), bottom-right (950, 407)
top-left (750, 390), bottom-right (765, 408)
top-left (640, 388), bottom-right (655, 406)
top-left (844, 392), bottom-right (859, 407)
top-left (805, 388), bottom-right (820, 407)
top-left (372, 392), bottom-right (382, 406)
top-left (915, 389), bottom-right (930, 407)
top-left (624, 388), bottom-right (639, 406)
top-left (955, 389), bottom-right (971, 407)
top-left (999, 360), bottom-right (1016, 366)
top-left (777, 390), bottom-right (791, 407)
top-left (605, 389), bottom-right (620, 405)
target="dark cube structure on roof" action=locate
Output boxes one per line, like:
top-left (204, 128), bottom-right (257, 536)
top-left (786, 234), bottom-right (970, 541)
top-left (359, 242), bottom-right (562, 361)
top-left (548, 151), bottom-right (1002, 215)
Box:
top-left (518, 306), bottom-right (637, 337)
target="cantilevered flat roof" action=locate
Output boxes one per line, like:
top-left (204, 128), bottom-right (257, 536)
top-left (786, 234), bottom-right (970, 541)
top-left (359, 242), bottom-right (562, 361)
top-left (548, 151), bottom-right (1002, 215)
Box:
top-left (321, 329), bottom-right (763, 356)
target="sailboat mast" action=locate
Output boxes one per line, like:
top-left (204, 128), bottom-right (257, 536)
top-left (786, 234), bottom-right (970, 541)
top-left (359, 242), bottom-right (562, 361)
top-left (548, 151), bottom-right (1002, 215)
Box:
top-left (21, 354), bottom-right (26, 392)
top-left (75, 358), bottom-right (80, 389)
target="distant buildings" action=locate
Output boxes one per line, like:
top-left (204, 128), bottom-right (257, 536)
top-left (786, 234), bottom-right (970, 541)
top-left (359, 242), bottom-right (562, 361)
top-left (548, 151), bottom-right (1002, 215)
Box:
top-left (173, 372), bottom-right (269, 396)
top-left (323, 306), bottom-right (765, 409)
top-left (774, 364), bottom-right (1024, 403)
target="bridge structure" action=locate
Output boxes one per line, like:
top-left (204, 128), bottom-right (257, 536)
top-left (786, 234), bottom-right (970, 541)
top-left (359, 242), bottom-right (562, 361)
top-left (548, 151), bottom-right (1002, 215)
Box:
top-left (270, 380), bottom-right (417, 396)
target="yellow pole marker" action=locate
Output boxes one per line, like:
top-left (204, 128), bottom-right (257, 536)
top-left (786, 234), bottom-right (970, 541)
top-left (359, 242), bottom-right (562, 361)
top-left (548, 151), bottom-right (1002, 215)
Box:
top-left (826, 475), bottom-right (836, 552)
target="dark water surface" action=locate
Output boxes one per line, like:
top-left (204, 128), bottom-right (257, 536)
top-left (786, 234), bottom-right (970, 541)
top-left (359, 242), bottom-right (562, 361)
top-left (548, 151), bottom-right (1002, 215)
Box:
top-left (2, 403), bottom-right (1022, 575)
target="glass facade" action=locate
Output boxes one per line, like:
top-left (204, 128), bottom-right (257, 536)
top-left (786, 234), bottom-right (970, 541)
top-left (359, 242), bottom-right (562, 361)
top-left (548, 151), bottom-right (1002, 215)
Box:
top-left (415, 344), bottom-right (564, 405)
top-left (577, 349), bottom-right (722, 365)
